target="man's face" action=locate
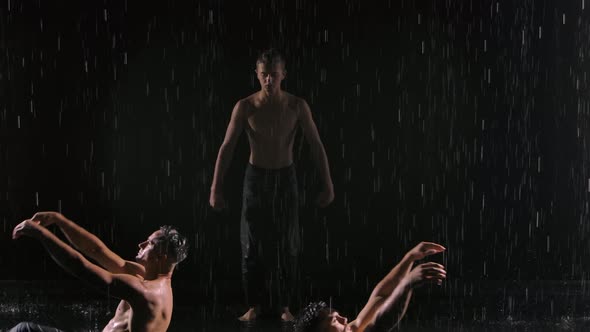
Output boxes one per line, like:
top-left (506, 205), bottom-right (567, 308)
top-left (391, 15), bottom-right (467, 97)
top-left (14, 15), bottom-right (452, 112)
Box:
top-left (256, 61), bottom-right (285, 95)
top-left (321, 311), bottom-right (349, 332)
top-left (136, 230), bottom-right (163, 263)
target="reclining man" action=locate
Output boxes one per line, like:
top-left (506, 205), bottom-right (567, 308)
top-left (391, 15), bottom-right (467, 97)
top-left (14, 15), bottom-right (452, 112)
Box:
top-left (294, 242), bottom-right (446, 332)
top-left (10, 211), bottom-right (188, 332)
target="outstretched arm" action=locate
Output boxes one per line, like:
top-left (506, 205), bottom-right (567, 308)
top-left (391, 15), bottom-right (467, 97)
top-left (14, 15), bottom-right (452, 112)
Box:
top-left (31, 212), bottom-right (144, 276)
top-left (367, 262), bottom-right (446, 332)
top-left (298, 99), bottom-right (334, 207)
top-left (13, 220), bottom-right (143, 303)
top-left (210, 100), bottom-right (247, 210)
top-left (350, 242), bottom-right (446, 332)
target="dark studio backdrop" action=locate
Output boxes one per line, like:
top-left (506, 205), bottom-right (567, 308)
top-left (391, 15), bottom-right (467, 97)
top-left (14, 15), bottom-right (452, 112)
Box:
top-left (1, 0), bottom-right (589, 323)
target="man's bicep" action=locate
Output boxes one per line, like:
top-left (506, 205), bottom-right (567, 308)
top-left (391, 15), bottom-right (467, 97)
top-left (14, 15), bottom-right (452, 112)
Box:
top-left (78, 261), bottom-right (143, 301)
top-left (222, 101), bottom-right (247, 147)
top-left (89, 271), bottom-right (145, 303)
top-left (366, 309), bottom-right (400, 332)
top-left (123, 260), bottom-right (146, 277)
top-left (93, 265), bottom-right (143, 300)
top-left (362, 293), bottom-right (407, 332)
top-left (353, 296), bottom-right (387, 332)
top-left (90, 245), bottom-right (130, 274)
top-left (92, 248), bottom-right (145, 277)
top-left (108, 273), bottom-right (145, 302)
top-left (298, 100), bottom-right (322, 143)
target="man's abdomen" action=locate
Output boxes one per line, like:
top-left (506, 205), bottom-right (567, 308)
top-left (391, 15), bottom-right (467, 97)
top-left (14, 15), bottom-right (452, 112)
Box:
top-left (248, 142), bottom-right (295, 169)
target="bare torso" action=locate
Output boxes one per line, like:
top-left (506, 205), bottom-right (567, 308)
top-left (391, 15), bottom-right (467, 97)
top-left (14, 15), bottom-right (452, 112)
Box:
top-left (102, 278), bottom-right (173, 332)
top-left (243, 91), bottom-right (301, 169)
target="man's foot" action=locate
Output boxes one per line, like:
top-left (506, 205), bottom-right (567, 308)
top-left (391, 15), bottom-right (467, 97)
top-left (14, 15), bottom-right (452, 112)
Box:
top-left (238, 307), bottom-right (257, 322)
top-left (280, 307), bottom-right (295, 322)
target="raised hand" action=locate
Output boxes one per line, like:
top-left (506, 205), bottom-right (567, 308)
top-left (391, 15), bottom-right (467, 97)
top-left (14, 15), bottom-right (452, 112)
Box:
top-left (12, 219), bottom-right (42, 240)
top-left (405, 242), bottom-right (446, 261)
top-left (404, 262), bottom-right (446, 288)
top-left (30, 211), bottom-right (64, 227)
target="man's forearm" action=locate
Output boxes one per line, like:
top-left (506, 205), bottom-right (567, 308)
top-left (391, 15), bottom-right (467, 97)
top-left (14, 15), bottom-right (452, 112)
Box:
top-left (35, 227), bottom-right (115, 292)
top-left (310, 141), bottom-right (332, 189)
top-left (211, 144), bottom-right (234, 193)
top-left (369, 282), bottom-right (413, 332)
top-left (354, 254), bottom-right (415, 332)
top-left (35, 227), bottom-right (94, 280)
top-left (371, 254), bottom-right (414, 298)
top-left (55, 216), bottom-right (109, 257)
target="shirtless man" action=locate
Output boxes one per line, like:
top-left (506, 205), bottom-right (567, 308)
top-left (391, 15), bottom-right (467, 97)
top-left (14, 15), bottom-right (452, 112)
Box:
top-left (209, 48), bottom-right (334, 322)
top-left (10, 211), bottom-right (188, 332)
top-left (294, 242), bottom-right (447, 332)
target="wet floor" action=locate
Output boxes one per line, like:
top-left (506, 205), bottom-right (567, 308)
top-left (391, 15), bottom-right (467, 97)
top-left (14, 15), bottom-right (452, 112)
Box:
top-left (3, 309), bottom-right (590, 332)
top-left (2, 280), bottom-right (590, 331)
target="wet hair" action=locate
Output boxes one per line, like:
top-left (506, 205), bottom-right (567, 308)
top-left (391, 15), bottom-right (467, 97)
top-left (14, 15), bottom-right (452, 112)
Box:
top-left (256, 48), bottom-right (286, 67)
top-left (153, 225), bottom-right (188, 264)
top-left (294, 301), bottom-right (331, 332)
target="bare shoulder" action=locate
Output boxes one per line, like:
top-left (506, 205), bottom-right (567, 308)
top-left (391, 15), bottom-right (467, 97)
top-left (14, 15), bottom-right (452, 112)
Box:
top-left (240, 95), bottom-right (258, 111)
top-left (123, 260), bottom-right (146, 277)
top-left (232, 96), bottom-right (254, 119)
top-left (141, 279), bottom-right (173, 304)
top-left (112, 272), bottom-right (145, 288)
top-left (284, 93), bottom-right (309, 116)
top-left (243, 93), bottom-right (258, 105)
top-left (111, 274), bottom-right (169, 307)
top-left (109, 273), bottom-right (147, 300)
top-left (347, 320), bottom-right (361, 332)
top-left (283, 92), bottom-right (301, 105)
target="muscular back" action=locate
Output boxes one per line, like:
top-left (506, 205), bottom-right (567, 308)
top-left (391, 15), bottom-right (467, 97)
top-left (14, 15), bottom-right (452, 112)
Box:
top-left (243, 91), bottom-right (301, 169)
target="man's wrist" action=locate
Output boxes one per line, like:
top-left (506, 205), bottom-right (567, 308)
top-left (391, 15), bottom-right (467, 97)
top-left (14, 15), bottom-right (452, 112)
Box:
top-left (403, 252), bottom-right (416, 263)
top-left (399, 276), bottom-right (413, 291)
top-left (53, 213), bottom-right (68, 226)
top-left (32, 225), bottom-right (48, 239)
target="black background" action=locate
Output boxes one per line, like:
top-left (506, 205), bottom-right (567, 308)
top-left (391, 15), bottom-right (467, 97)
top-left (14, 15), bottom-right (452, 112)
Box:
top-left (1, 0), bottom-right (589, 319)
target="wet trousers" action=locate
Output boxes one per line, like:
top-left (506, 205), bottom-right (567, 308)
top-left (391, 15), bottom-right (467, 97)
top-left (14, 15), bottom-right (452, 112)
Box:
top-left (240, 163), bottom-right (301, 309)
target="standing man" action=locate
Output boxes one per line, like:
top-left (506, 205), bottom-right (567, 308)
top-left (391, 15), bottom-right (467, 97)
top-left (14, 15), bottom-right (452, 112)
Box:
top-left (209, 48), bottom-right (334, 322)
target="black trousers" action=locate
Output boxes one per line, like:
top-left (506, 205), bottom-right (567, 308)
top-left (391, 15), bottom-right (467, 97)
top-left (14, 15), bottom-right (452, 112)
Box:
top-left (240, 163), bottom-right (301, 309)
top-left (9, 322), bottom-right (65, 332)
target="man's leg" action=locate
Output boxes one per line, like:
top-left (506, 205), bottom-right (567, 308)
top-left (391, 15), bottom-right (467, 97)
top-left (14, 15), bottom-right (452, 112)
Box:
top-left (9, 322), bottom-right (64, 332)
top-left (278, 252), bottom-right (299, 321)
top-left (277, 165), bottom-right (300, 322)
top-left (239, 165), bottom-right (268, 321)
top-left (240, 201), bottom-right (264, 321)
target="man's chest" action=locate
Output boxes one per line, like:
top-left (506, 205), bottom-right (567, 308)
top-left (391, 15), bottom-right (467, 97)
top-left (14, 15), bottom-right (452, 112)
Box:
top-left (247, 108), bottom-right (298, 138)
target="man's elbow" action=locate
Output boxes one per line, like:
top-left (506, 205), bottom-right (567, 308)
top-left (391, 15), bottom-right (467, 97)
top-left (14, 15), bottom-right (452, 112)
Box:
top-left (217, 144), bottom-right (239, 166)
top-left (219, 142), bottom-right (236, 157)
top-left (81, 260), bottom-right (114, 285)
top-left (307, 139), bottom-right (324, 153)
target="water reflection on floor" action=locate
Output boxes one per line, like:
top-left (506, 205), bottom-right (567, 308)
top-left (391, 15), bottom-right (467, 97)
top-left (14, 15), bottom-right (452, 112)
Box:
top-left (2, 280), bottom-right (590, 331)
top-left (3, 304), bottom-right (590, 331)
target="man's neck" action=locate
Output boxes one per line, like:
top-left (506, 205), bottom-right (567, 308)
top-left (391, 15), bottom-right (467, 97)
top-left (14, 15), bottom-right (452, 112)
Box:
top-left (259, 89), bottom-right (282, 103)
